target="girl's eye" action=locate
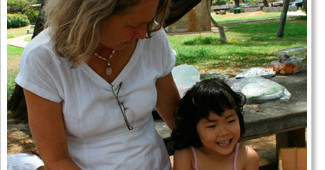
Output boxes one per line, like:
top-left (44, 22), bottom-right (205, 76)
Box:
top-left (207, 125), bottom-right (216, 128)
top-left (228, 119), bottom-right (236, 124)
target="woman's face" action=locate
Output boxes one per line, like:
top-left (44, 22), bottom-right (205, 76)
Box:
top-left (99, 0), bottom-right (159, 50)
top-left (196, 109), bottom-right (241, 156)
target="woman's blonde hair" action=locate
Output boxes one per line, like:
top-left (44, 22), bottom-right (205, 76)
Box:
top-left (44, 0), bottom-right (170, 67)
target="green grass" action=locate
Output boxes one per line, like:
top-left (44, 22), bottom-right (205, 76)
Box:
top-left (7, 45), bottom-right (24, 99)
top-left (7, 25), bottom-right (33, 99)
top-left (7, 34), bottom-right (15, 39)
top-left (24, 36), bottom-right (32, 42)
top-left (168, 17), bottom-right (307, 74)
top-left (211, 12), bottom-right (281, 23)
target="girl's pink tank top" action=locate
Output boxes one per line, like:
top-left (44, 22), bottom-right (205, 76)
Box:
top-left (190, 143), bottom-right (240, 170)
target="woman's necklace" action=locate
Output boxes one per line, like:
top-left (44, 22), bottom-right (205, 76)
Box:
top-left (94, 50), bottom-right (116, 76)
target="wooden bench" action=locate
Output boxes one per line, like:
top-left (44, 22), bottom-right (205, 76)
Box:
top-left (155, 71), bottom-right (307, 157)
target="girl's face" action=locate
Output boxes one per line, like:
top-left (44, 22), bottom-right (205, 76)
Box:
top-left (196, 109), bottom-right (241, 156)
top-left (99, 0), bottom-right (159, 50)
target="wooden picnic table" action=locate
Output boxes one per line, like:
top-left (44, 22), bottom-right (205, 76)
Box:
top-left (155, 71), bottom-right (307, 155)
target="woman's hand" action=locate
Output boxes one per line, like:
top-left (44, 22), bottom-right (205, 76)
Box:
top-left (24, 89), bottom-right (81, 170)
top-left (155, 73), bottom-right (180, 130)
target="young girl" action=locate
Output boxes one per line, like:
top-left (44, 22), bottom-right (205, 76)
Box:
top-left (172, 78), bottom-right (259, 170)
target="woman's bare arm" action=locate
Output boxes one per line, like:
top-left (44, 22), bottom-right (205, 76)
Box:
top-left (24, 89), bottom-right (81, 170)
top-left (155, 73), bottom-right (180, 130)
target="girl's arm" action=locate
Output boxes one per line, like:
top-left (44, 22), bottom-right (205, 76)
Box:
top-left (173, 149), bottom-right (194, 170)
top-left (244, 146), bottom-right (259, 170)
top-left (24, 89), bottom-right (81, 170)
top-left (155, 73), bottom-right (180, 130)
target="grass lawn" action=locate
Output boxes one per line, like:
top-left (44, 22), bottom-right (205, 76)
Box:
top-left (169, 17), bottom-right (307, 76)
top-left (7, 25), bottom-right (34, 39)
top-left (7, 45), bottom-right (24, 99)
top-left (211, 11), bottom-right (282, 23)
top-left (7, 17), bottom-right (307, 100)
top-left (24, 36), bottom-right (32, 42)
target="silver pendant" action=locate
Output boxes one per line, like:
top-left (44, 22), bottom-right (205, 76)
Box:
top-left (106, 66), bottom-right (112, 76)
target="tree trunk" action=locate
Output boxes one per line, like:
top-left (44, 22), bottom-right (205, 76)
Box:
top-left (32, 0), bottom-right (45, 39)
top-left (263, 0), bottom-right (269, 7)
top-left (8, 0), bottom-right (46, 123)
top-left (276, 0), bottom-right (290, 37)
top-left (234, 0), bottom-right (240, 8)
top-left (8, 85), bottom-right (28, 123)
top-left (302, 0), bottom-right (307, 14)
top-left (206, 0), bottom-right (227, 42)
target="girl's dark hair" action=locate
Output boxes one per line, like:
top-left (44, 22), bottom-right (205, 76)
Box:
top-left (171, 78), bottom-right (246, 150)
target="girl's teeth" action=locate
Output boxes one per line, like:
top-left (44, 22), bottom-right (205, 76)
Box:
top-left (218, 140), bottom-right (230, 145)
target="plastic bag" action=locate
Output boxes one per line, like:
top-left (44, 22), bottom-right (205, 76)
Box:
top-left (226, 77), bottom-right (291, 104)
top-left (235, 67), bottom-right (276, 79)
top-left (172, 64), bottom-right (200, 97)
top-left (272, 46), bottom-right (307, 75)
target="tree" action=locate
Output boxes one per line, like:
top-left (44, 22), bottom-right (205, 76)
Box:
top-left (263, 0), bottom-right (269, 7)
top-left (302, 0), bottom-right (307, 14)
top-left (32, 0), bottom-right (45, 38)
top-left (206, 0), bottom-right (227, 42)
top-left (7, 0), bottom-right (40, 24)
top-left (234, 0), bottom-right (240, 7)
top-left (277, 0), bottom-right (290, 37)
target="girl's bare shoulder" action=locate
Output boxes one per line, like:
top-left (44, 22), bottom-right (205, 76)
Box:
top-left (173, 147), bottom-right (195, 170)
top-left (238, 144), bottom-right (259, 170)
top-left (174, 147), bottom-right (194, 160)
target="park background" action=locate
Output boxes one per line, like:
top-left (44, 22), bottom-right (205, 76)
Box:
top-left (4, 0), bottom-right (312, 169)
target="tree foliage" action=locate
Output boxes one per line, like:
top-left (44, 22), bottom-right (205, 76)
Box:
top-left (7, 0), bottom-right (40, 24)
top-left (7, 13), bottom-right (30, 28)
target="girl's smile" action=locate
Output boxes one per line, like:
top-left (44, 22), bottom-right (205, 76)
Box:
top-left (217, 139), bottom-right (232, 148)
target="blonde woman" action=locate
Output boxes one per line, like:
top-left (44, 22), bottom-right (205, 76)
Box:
top-left (15, 0), bottom-right (180, 169)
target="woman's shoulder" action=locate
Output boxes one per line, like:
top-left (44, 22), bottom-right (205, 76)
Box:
top-left (25, 28), bottom-right (52, 50)
top-left (22, 29), bottom-right (63, 65)
top-left (149, 27), bottom-right (168, 41)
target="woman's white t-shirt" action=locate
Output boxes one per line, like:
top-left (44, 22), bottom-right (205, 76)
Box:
top-left (16, 27), bottom-right (176, 170)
